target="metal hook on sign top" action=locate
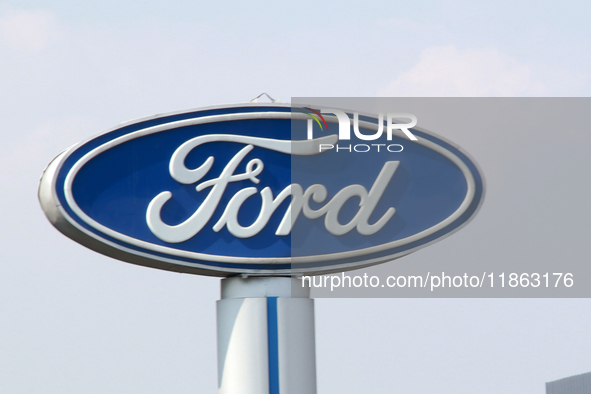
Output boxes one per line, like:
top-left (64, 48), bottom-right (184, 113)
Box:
top-left (250, 92), bottom-right (281, 103)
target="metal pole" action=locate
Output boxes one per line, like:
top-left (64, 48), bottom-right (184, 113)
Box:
top-left (217, 277), bottom-right (316, 394)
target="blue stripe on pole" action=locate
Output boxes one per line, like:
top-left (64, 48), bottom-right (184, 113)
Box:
top-left (267, 297), bottom-right (280, 394)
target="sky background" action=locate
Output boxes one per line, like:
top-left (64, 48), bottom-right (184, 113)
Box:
top-left (1, 1), bottom-right (591, 393)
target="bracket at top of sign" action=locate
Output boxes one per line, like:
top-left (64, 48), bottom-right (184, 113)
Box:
top-left (250, 92), bottom-right (281, 103)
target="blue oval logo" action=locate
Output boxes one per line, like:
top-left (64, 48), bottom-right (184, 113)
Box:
top-left (39, 104), bottom-right (484, 276)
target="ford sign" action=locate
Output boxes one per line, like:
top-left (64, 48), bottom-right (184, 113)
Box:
top-left (38, 103), bottom-right (484, 276)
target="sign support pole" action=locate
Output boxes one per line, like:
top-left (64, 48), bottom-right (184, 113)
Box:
top-left (216, 277), bottom-right (316, 394)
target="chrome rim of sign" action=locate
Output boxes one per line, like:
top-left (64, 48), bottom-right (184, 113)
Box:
top-left (38, 103), bottom-right (485, 277)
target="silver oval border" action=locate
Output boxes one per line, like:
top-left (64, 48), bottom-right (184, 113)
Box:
top-left (39, 103), bottom-right (483, 276)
